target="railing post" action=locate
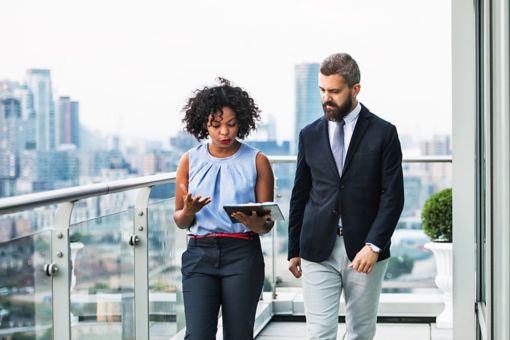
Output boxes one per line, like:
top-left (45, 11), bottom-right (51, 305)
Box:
top-left (133, 187), bottom-right (152, 339)
top-left (271, 162), bottom-right (279, 300)
top-left (51, 201), bottom-right (75, 340)
top-left (271, 223), bottom-right (278, 300)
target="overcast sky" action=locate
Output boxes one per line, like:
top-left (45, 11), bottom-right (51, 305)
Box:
top-left (0, 0), bottom-right (451, 144)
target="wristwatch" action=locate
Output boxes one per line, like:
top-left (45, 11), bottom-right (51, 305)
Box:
top-left (366, 243), bottom-right (381, 254)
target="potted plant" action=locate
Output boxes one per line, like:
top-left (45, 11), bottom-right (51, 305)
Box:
top-left (422, 187), bottom-right (452, 329)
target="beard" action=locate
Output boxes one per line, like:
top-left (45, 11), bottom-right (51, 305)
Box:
top-left (322, 95), bottom-right (353, 122)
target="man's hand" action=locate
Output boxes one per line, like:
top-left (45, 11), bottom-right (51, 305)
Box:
top-left (348, 245), bottom-right (379, 273)
top-left (288, 257), bottom-right (302, 278)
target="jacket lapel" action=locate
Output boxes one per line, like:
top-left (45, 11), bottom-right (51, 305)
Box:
top-left (318, 117), bottom-right (341, 180)
top-left (342, 105), bottom-right (371, 176)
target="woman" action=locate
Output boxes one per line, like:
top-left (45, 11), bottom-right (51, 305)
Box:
top-left (173, 78), bottom-right (274, 340)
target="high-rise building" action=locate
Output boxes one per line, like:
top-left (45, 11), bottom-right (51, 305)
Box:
top-left (169, 131), bottom-right (198, 154)
top-left (16, 150), bottom-right (37, 194)
top-left (0, 74), bottom-right (84, 197)
top-left (294, 63), bottom-right (322, 153)
top-left (0, 81), bottom-right (36, 151)
top-left (0, 81), bottom-right (37, 196)
top-left (1, 97), bottom-right (21, 119)
top-left (248, 113), bottom-right (278, 142)
top-left (18, 85), bottom-right (36, 150)
top-left (0, 98), bottom-right (23, 196)
top-left (58, 96), bottom-right (80, 148)
top-left (420, 135), bottom-right (452, 190)
top-left (421, 135), bottom-right (452, 156)
top-left (33, 149), bottom-right (80, 191)
top-left (26, 69), bottom-right (55, 151)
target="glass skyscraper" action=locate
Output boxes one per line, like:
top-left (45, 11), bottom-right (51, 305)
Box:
top-left (0, 98), bottom-right (22, 196)
top-left (26, 69), bottom-right (55, 151)
top-left (293, 63), bottom-right (322, 153)
top-left (58, 96), bottom-right (80, 148)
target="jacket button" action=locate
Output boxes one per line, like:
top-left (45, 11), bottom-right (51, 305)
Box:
top-left (340, 185), bottom-right (345, 189)
top-left (332, 210), bottom-right (337, 214)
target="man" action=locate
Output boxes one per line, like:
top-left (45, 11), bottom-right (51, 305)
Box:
top-left (288, 53), bottom-right (404, 340)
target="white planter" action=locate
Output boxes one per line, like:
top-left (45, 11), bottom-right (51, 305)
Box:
top-left (424, 241), bottom-right (452, 328)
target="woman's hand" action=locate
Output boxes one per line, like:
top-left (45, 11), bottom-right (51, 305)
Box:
top-left (180, 183), bottom-right (211, 215)
top-left (231, 211), bottom-right (274, 234)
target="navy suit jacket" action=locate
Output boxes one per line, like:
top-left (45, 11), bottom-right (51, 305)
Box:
top-left (288, 104), bottom-right (404, 262)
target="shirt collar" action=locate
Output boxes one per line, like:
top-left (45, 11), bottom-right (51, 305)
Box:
top-left (326, 101), bottom-right (361, 126)
top-left (343, 101), bottom-right (361, 124)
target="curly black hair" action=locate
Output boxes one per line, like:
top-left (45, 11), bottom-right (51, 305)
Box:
top-left (182, 78), bottom-right (261, 141)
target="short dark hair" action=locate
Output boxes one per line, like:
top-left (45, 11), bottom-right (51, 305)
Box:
top-left (320, 53), bottom-right (361, 87)
top-left (182, 78), bottom-right (261, 141)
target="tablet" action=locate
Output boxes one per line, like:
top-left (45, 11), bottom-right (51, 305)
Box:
top-left (223, 202), bottom-right (285, 222)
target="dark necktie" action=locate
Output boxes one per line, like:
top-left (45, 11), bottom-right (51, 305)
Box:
top-left (332, 120), bottom-right (345, 176)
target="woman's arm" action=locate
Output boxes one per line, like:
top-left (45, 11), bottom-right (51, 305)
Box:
top-left (173, 152), bottom-right (211, 229)
top-left (232, 152), bottom-right (275, 234)
top-left (256, 152), bottom-right (276, 233)
top-left (255, 152), bottom-right (275, 204)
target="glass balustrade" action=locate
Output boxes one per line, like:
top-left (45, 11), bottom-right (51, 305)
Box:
top-left (269, 160), bottom-right (452, 293)
top-left (0, 158), bottom-right (453, 338)
top-left (69, 209), bottom-right (135, 339)
top-left (0, 230), bottom-right (53, 339)
top-left (147, 197), bottom-right (187, 339)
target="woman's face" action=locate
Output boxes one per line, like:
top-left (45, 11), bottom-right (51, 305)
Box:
top-left (207, 106), bottom-right (239, 151)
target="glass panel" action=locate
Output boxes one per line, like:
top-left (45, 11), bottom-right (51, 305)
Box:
top-left (71, 192), bottom-right (137, 226)
top-left (384, 161), bottom-right (452, 292)
top-left (147, 197), bottom-right (187, 339)
top-left (0, 231), bottom-right (53, 339)
top-left (0, 205), bottom-right (59, 240)
top-left (260, 228), bottom-right (275, 294)
top-left (69, 209), bottom-right (134, 339)
top-left (272, 162), bottom-right (297, 288)
top-left (270, 160), bottom-right (452, 293)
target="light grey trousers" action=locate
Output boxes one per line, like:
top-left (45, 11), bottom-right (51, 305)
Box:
top-left (301, 234), bottom-right (388, 340)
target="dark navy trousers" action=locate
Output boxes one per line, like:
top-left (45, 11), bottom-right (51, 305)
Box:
top-left (181, 235), bottom-right (265, 340)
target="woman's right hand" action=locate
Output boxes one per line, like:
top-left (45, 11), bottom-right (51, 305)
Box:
top-left (180, 183), bottom-right (211, 215)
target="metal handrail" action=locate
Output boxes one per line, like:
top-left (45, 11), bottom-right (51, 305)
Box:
top-left (0, 172), bottom-right (176, 215)
top-left (268, 155), bottom-right (453, 163)
top-left (0, 155), bottom-right (452, 215)
top-left (401, 155), bottom-right (452, 163)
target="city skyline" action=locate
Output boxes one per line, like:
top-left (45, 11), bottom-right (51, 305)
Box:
top-left (0, 67), bottom-right (450, 150)
top-left (0, 0), bottom-right (452, 143)
top-left (0, 66), bottom-right (451, 199)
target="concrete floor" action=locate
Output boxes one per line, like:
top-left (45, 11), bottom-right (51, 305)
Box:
top-left (255, 321), bottom-right (452, 340)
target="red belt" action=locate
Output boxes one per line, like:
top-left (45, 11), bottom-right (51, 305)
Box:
top-left (189, 232), bottom-right (256, 240)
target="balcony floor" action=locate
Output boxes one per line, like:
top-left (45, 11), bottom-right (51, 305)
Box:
top-left (68, 319), bottom-right (452, 340)
top-left (256, 321), bottom-right (452, 340)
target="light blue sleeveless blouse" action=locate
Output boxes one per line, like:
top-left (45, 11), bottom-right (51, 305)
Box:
top-left (187, 142), bottom-right (259, 235)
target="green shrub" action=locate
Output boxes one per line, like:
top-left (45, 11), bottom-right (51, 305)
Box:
top-left (421, 188), bottom-right (452, 242)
